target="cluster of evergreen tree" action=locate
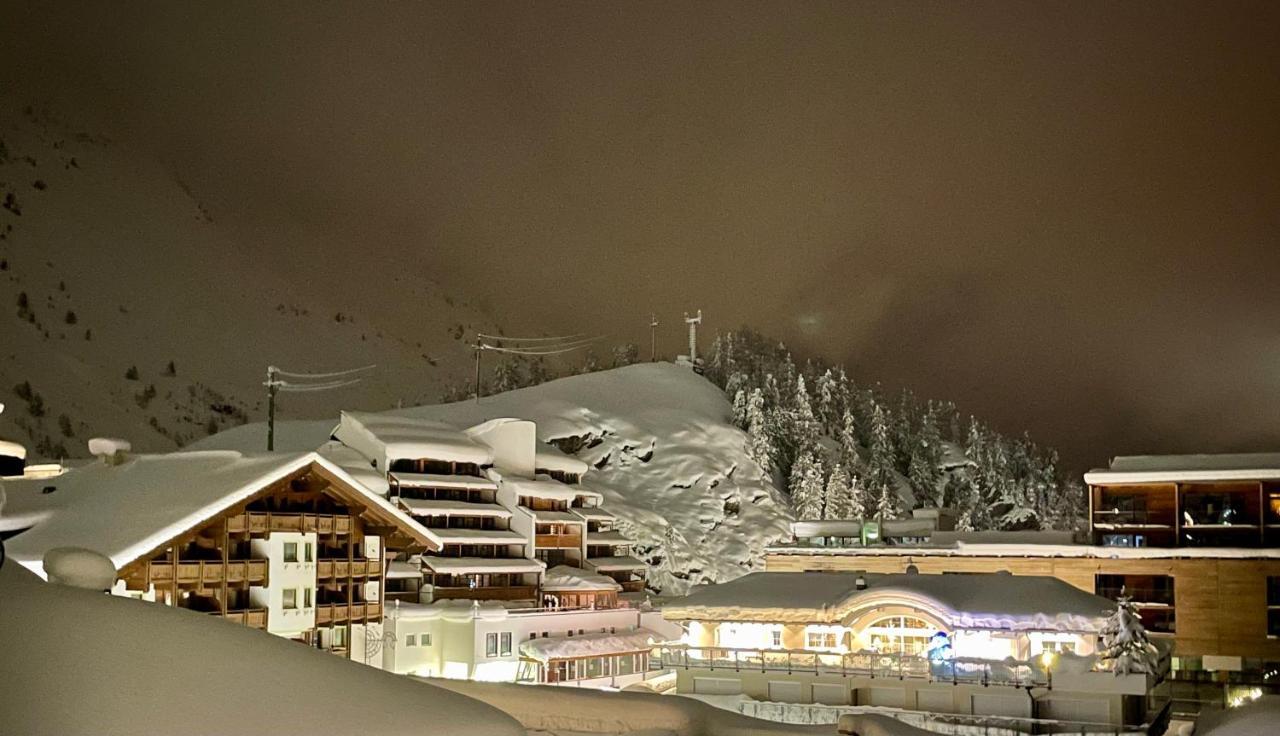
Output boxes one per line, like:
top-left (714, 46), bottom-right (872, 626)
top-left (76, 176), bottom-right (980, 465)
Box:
top-left (705, 328), bottom-right (1084, 531)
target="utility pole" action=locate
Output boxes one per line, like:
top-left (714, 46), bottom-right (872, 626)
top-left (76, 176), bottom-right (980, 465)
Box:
top-left (473, 340), bottom-right (483, 403)
top-left (649, 314), bottom-right (659, 362)
top-left (265, 365), bottom-right (280, 451)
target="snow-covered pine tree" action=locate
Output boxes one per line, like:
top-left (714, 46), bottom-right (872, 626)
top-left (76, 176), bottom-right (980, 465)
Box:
top-left (789, 450), bottom-right (826, 520)
top-left (848, 467), bottom-right (868, 520)
top-left (1098, 591), bottom-right (1159, 675)
top-left (491, 358), bottom-right (523, 394)
top-left (823, 462), bottom-right (854, 520)
top-left (837, 409), bottom-right (860, 470)
top-left (745, 388), bottom-right (774, 474)
top-left (868, 404), bottom-right (901, 518)
top-left (731, 388), bottom-right (749, 429)
top-left (815, 369), bottom-right (839, 436)
top-left (875, 475), bottom-right (901, 522)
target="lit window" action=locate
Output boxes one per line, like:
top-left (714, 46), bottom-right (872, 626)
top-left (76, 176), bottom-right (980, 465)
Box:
top-left (486, 633), bottom-right (498, 657)
top-left (333, 627), bottom-right (346, 647)
top-left (303, 588), bottom-right (312, 608)
top-left (283, 542), bottom-right (298, 562)
top-left (406, 634), bottom-right (417, 647)
top-left (862, 616), bottom-right (935, 656)
top-left (283, 589), bottom-right (297, 609)
top-left (806, 632), bottom-right (839, 649)
top-left (500, 632), bottom-right (512, 657)
top-left (305, 543), bottom-right (313, 562)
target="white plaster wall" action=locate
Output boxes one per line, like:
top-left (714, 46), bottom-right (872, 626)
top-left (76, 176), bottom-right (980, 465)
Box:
top-left (250, 531), bottom-right (317, 636)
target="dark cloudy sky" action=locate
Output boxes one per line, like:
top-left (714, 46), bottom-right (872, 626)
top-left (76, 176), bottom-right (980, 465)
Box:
top-left (3, 1), bottom-right (1278, 470)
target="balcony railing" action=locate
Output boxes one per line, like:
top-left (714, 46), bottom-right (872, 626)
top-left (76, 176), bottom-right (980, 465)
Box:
top-left (535, 533), bottom-right (582, 549)
top-left (149, 560), bottom-right (268, 586)
top-left (650, 645), bottom-right (1048, 688)
top-left (430, 585), bottom-right (537, 602)
top-left (212, 608), bottom-right (268, 629)
top-left (315, 601), bottom-right (383, 625)
top-left (227, 512), bottom-right (353, 536)
top-left (316, 559), bottom-right (382, 579)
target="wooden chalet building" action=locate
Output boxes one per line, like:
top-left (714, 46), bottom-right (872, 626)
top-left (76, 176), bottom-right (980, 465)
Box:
top-left (3, 450), bottom-right (436, 664)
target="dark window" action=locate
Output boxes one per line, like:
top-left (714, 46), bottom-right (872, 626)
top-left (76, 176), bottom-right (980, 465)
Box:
top-left (1268, 578), bottom-right (1280, 638)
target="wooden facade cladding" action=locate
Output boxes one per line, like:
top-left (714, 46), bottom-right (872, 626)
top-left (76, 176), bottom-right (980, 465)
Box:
top-left (535, 533), bottom-right (582, 549)
top-left (765, 552), bottom-right (1280, 661)
top-left (111, 460), bottom-right (431, 648)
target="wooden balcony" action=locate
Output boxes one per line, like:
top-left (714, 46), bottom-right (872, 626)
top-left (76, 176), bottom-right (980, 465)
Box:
top-left (316, 559), bottom-right (382, 579)
top-left (315, 601), bottom-right (384, 625)
top-left (150, 560), bottom-right (268, 586)
top-left (431, 585), bottom-right (537, 602)
top-left (227, 512), bottom-right (352, 536)
top-left (619, 580), bottom-right (646, 593)
top-left (534, 533), bottom-right (582, 549)
top-left (213, 608), bottom-right (268, 629)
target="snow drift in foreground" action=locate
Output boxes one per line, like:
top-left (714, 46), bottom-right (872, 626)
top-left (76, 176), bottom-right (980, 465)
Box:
top-left (1195, 695), bottom-right (1280, 736)
top-left (0, 561), bottom-right (523, 736)
top-left (195, 363), bottom-right (794, 595)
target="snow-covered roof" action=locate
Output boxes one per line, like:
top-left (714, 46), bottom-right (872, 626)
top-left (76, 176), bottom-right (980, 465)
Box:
top-left (0, 438), bottom-right (28, 462)
top-left (387, 560), bottom-right (423, 579)
top-left (504, 476), bottom-right (602, 503)
top-left (427, 528), bottom-right (527, 544)
top-left (586, 555), bottom-right (648, 572)
top-left (2, 450), bottom-right (437, 576)
top-left (397, 498), bottom-right (512, 518)
top-left (335, 411), bottom-right (493, 468)
top-left (572, 507), bottom-right (615, 521)
top-left (318, 440), bottom-right (389, 496)
top-left (0, 564), bottom-right (524, 736)
top-left (541, 565), bottom-right (622, 592)
top-left (585, 529), bottom-right (633, 544)
top-left (768, 541), bottom-right (1280, 560)
top-left (524, 509), bottom-right (586, 523)
top-left (390, 471), bottom-right (498, 490)
top-left (534, 443), bottom-right (589, 475)
top-left (663, 571), bottom-right (1114, 632)
top-left (1085, 452), bottom-right (1280, 484)
top-left (792, 517), bottom-right (940, 539)
top-left (519, 628), bottom-right (662, 663)
top-left (420, 556), bottom-right (545, 575)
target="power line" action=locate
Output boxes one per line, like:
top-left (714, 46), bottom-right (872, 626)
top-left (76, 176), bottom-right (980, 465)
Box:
top-left (475, 332), bottom-right (585, 343)
top-left (274, 364), bottom-right (376, 380)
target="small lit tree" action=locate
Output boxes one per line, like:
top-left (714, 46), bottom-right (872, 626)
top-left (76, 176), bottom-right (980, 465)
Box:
top-left (1098, 590), bottom-right (1158, 675)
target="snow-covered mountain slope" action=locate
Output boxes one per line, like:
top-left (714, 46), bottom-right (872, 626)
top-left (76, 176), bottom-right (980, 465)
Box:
top-left (0, 105), bottom-right (497, 458)
top-left (195, 363), bottom-right (794, 595)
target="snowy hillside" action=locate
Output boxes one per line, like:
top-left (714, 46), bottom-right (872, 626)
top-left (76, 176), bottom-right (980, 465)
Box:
top-left (0, 105), bottom-right (498, 459)
top-left (195, 363), bottom-right (795, 595)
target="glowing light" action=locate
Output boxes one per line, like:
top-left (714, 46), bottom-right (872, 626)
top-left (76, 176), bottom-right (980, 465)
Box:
top-left (1040, 650), bottom-right (1057, 671)
top-left (1229, 687), bottom-right (1262, 708)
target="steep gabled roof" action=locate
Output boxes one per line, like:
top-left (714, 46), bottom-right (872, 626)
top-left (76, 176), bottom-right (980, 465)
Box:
top-left (3, 450), bottom-right (437, 577)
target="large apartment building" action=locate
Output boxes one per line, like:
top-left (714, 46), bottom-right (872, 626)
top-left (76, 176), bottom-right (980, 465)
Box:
top-left (765, 453), bottom-right (1280, 712)
top-left (325, 412), bottom-right (672, 682)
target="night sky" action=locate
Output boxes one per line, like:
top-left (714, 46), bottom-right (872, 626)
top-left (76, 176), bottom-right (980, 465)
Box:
top-left (2, 1), bottom-right (1278, 471)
